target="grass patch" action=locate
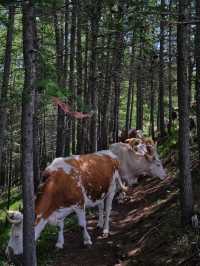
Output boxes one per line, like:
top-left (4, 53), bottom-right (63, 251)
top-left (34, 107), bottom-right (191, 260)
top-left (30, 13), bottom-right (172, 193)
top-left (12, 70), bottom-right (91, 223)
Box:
top-left (0, 187), bottom-right (22, 265)
top-left (37, 215), bottom-right (78, 266)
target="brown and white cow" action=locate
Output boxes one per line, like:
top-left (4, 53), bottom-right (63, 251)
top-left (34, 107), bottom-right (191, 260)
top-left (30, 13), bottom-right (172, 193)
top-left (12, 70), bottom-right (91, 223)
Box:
top-left (6, 151), bottom-right (127, 257)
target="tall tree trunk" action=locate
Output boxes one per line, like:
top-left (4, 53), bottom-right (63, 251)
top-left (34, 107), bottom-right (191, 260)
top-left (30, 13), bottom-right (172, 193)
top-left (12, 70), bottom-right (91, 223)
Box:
top-left (76, 0), bottom-right (83, 154)
top-left (54, 10), bottom-right (65, 157)
top-left (129, 84), bottom-right (135, 129)
top-left (63, 0), bottom-right (70, 156)
top-left (88, 0), bottom-right (102, 152)
top-left (112, 0), bottom-right (125, 142)
top-left (100, 33), bottom-right (112, 149)
top-left (33, 90), bottom-right (40, 193)
top-left (125, 31), bottom-right (135, 132)
top-left (0, 5), bottom-right (15, 187)
top-left (196, 0), bottom-right (200, 160)
top-left (22, 1), bottom-right (37, 264)
top-left (159, 0), bottom-right (166, 137)
top-left (70, 0), bottom-right (77, 155)
top-left (64, 0), bottom-right (69, 87)
top-left (65, 0), bottom-right (76, 155)
top-left (136, 36), bottom-right (143, 130)
top-left (188, 1), bottom-right (193, 107)
top-left (7, 110), bottom-right (13, 209)
top-left (83, 23), bottom-right (89, 153)
top-left (177, 0), bottom-right (193, 224)
top-left (168, 0), bottom-right (173, 134)
top-left (150, 57), bottom-right (155, 140)
top-left (33, 14), bottom-right (40, 193)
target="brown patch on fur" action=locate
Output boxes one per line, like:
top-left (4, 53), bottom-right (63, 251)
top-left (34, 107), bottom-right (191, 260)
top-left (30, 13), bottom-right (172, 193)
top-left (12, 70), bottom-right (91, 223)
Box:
top-left (124, 138), bottom-right (141, 146)
top-left (65, 154), bottom-right (119, 201)
top-left (143, 138), bottom-right (154, 146)
top-left (35, 169), bottom-right (84, 224)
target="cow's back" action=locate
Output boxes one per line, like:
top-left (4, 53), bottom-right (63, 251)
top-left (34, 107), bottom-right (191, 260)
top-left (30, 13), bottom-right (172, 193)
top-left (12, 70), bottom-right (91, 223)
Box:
top-left (65, 153), bottom-right (120, 201)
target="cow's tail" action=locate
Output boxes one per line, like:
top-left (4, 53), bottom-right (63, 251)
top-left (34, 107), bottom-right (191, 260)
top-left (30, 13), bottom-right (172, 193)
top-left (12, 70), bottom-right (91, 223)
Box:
top-left (114, 170), bottom-right (128, 192)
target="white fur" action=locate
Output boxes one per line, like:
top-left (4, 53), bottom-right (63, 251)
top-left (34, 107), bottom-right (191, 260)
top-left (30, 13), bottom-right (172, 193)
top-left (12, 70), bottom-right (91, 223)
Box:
top-left (35, 218), bottom-right (48, 240)
top-left (74, 207), bottom-right (92, 245)
top-left (97, 201), bottom-right (104, 228)
top-left (149, 159), bottom-right (166, 180)
top-left (110, 142), bottom-right (167, 184)
top-left (103, 171), bottom-right (117, 235)
top-left (46, 157), bottom-right (73, 174)
top-left (6, 220), bottom-right (23, 256)
top-left (95, 150), bottom-right (118, 159)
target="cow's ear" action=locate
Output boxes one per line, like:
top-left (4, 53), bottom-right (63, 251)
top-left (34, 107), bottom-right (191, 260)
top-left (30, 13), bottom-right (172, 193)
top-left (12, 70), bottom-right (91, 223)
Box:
top-left (145, 138), bottom-right (154, 146)
top-left (125, 138), bottom-right (141, 147)
top-left (125, 138), bottom-right (132, 144)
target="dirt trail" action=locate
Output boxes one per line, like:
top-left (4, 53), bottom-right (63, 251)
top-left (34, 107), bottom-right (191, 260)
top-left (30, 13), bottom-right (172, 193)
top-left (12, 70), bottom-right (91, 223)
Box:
top-left (54, 175), bottom-right (179, 266)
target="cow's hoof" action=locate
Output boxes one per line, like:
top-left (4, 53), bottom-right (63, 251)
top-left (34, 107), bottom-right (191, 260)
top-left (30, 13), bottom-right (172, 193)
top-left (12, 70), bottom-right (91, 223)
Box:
top-left (84, 239), bottom-right (92, 246)
top-left (103, 229), bottom-right (109, 238)
top-left (97, 223), bottom-right (104, 229)
top-left (55, 242), bottom-right (64, 249)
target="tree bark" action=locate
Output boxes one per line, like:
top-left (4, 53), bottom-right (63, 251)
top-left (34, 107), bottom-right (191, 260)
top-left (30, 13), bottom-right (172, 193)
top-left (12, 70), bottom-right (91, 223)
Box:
top-left (168, 0), bottom-right (173, 134)
top-left (76, 0), bottom-right (84, 154)
top-left (54, 10), bottom-right (65, 157)
top-left (159, 0), bottom-right (166, 137)
top-left (0, 5), bottom-right (15, 187)
top-left (83, 23), bottom-right (89, 153)
top-left (150, 57), bottom-right (155, 140)
top-left (177, 0), bottom-right (193, 225)
top-left (22, 1), bottom-right (37, 264)
top-left (100, 32), bottom-right (112, 149)
top-left (196, 0), bottom-right (200, 160)
top-left (125, 31), bottom-right (135, 132)
top-left (112, 0), bottom-right (125, 142)
top-left (88, 0), bottom-right (102, 152)
top-left (136, 36), bottom-right (143, 131)
top-left (65, 0), bottom-right (76, 155)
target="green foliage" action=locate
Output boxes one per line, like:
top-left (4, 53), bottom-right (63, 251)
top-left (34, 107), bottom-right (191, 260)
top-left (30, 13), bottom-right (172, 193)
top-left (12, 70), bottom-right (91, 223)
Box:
top-left (38, 79), bottom-right (69, 99)
top-left (158, 124), bottom-right (178, 158)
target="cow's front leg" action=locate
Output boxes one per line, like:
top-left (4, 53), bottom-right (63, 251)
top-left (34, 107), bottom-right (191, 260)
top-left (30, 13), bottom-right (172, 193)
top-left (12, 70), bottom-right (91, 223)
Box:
top-left (97, 201), bottom-right (104, 229)
top-left (103, 182), bottom-right (116, 237)
top-left (56, 219), bottom-right (64, 249)
top-left (75, 208), bottom-right (92, 246)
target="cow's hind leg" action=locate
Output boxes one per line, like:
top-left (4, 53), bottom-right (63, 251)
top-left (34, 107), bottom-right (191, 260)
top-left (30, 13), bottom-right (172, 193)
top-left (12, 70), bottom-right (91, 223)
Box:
top-left (97, 200), bottom-right (104, 229)
top-left (103, 182), bottom-right (116, 237)
top-left (56, 219), bottom-right (64, 249)
top-left (75, 208), bottom-right (92, 246)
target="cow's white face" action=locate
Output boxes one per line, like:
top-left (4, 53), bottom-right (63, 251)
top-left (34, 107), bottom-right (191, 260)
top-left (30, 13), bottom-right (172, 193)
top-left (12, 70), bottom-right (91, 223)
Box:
top-left (149, 158), bottom-right (166, 180)
top-left (6, 211), bottom-right (23, 257)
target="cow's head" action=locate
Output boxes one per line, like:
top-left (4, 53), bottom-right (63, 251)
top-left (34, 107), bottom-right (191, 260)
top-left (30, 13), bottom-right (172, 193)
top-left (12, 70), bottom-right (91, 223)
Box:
top-left (114, 138), bottom-right (167, 182)
top-left (144, 141), bottom-right (166, 180)
top-left (6, 211), bottom-right (23, 258)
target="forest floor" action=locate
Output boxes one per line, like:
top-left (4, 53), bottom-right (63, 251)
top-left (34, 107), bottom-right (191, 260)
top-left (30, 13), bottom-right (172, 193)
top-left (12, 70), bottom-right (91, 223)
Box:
top-left (46, 159), bottom-right (200, 266)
